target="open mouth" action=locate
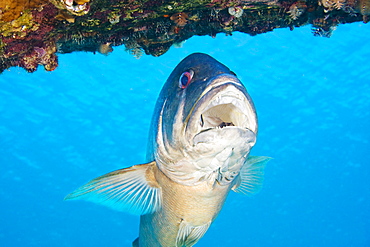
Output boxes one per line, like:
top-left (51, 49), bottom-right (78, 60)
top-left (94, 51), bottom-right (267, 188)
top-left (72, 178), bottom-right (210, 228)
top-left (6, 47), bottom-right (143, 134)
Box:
top-left (201, 103), bottom-right (240, 129)
top-left (188, 82), bottom-right (257, 146)
top-left (180, 72), bottom-right (258, 147)
top-left (198, 91), bottom-right (256, 134)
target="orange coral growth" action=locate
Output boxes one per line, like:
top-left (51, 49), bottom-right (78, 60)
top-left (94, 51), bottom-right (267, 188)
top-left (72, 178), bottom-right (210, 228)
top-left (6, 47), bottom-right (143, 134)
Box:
top-left (55, 11), bottom-right (75, 23)
top-left (74, 0), bottom-right (89, 5)
top-left (0, 0), bottom-right (46, 22)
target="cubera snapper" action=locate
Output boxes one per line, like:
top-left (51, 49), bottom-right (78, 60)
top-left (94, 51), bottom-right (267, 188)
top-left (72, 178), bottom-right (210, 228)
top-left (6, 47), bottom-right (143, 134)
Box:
top-left (65, 53), bottom-right (271, 247)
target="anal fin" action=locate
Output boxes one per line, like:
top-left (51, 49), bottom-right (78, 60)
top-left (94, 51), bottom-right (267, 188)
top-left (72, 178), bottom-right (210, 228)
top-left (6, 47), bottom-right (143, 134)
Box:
top-left (65, 161), bottom-right (162, 215)
top-left (176, 220), bottom-right (211, 247)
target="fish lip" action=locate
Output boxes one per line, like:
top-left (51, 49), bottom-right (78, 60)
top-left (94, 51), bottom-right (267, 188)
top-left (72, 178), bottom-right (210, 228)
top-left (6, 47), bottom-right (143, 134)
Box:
top-left (186, 73), bottom-right (257, 145)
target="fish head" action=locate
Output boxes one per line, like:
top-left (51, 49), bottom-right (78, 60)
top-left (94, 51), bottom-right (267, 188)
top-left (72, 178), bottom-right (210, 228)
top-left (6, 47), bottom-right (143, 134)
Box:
top-left (148, 53), bottom-right (257, 186)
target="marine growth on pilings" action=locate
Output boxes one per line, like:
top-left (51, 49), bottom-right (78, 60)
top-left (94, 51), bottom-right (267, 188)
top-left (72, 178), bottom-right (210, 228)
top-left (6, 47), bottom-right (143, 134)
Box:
top-left (0, 0), bottom-right (367, 73)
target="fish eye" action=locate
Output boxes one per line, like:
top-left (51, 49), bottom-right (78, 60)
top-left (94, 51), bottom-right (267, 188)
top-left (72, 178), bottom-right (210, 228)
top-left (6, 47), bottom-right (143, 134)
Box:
top-left (179, 70), bottom-right (194, 89)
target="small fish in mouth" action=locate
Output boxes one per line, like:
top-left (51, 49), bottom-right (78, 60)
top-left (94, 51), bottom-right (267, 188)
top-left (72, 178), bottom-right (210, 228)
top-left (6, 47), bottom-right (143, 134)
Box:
top-left (65, 53), bottom-right (271, 247)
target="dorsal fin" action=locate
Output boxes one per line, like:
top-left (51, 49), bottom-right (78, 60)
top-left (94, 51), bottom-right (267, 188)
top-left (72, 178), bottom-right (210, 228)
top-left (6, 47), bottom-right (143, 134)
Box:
top-left (65, 161), bottom-right (161, 215)
top-left (232, 156), bottom-right (271, 195)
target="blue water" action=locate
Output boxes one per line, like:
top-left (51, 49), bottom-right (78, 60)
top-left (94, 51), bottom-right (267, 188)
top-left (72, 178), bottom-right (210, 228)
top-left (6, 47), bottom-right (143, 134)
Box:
top-left (1, 24), bottom-right (369, 247)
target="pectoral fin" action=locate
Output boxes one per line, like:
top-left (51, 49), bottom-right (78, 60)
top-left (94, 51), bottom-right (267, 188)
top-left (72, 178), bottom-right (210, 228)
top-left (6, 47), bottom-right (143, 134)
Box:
top-left (65, 161), bottom-right (161, 215)
top-left (176, 220), bottom-right (211, 247)
top-left (232, 156), bottom-right (271, 195)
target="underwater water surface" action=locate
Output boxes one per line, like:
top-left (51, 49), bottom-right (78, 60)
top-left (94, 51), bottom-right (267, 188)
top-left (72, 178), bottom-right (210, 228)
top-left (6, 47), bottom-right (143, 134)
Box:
top-left (1, 24), bottom-right (369, 247)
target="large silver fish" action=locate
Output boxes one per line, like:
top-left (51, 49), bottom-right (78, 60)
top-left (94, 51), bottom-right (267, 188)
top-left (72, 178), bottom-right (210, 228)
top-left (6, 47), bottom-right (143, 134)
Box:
top-left (65, 53), bottom-right (270, 247)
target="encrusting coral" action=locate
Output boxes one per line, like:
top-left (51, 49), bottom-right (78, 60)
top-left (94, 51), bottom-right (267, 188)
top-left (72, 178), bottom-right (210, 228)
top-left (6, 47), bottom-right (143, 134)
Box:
top-left (0, 0), bottom-right (368, 73)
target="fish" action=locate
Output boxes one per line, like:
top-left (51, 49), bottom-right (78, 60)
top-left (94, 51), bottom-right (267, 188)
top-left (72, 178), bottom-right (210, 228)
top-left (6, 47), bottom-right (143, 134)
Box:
top-left (65, 53), bottom-right (271, 247)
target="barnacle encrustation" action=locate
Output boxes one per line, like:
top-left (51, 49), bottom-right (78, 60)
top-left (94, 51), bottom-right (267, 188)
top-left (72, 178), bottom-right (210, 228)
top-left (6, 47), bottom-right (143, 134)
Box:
top-left (170, 12), bottom-right (189, 27)
top-left (228, 6), bottom-right (243, 18)
top-left (319, 0), bottom-right (346, 12)
top-left (49, 0), bottom-right (90, 16)
top-left (287, 2), bottom-right (307, 20)
top-left (108, 11), bottom-right (121, 24)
